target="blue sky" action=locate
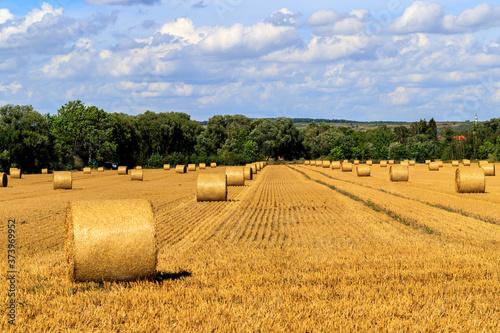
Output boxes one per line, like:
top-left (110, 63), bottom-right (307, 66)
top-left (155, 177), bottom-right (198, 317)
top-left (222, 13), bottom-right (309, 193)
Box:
top-left (1, 1), bottom-right (500, 121)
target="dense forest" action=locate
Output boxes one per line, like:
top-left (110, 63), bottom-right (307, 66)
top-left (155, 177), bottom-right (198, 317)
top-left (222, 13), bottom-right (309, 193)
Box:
top-left (1, 101), bottom-right (499, 173)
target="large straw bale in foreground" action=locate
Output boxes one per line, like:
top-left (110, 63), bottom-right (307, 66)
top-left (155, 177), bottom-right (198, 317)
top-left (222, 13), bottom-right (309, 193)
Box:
top-left (1, 173), bottom-right (7, 187)
top-left (197, 173), bottom-right (227, 201)
top-left (10, 168), bottom-right (21, 178)
top-left (66, 199), bottom-right (157, 282)
top-left (176, 165), bottom-right (186, 174)
top-left (390, 165), bottom-right (409, 182)
top-left (428, 162), bottom-right (439, 171)
top-left (455, 168), bottom-right (485, 193)
top-left (54, 171), bottom-right (72, 190)
top-left (356, 165), bottom-right (371, 177)
top-left (118, 166), bottom-right (128, 175)
top-left (226, 166), bottom-right (245, 186)
top-left (482, 164), bottom-right (495, 176)
top-left (130, 169), bottom-right (143, 181)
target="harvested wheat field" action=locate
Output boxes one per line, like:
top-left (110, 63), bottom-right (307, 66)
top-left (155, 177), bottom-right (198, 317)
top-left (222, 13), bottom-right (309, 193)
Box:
top-left (1, 165), bottom-right (499, 331)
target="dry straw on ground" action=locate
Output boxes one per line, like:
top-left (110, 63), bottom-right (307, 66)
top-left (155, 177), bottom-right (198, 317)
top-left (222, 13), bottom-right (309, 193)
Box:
top-left (118, 166), bottom-right (128, 175)
top-left (188, 164), bottom-right (196, 172)
top-left (1, 172), bottom-right (7, 187)
top-left (428, 162), bottom-right (439, 171)
top-left (66, 199), bottom-right (157, 282)
top-left (176, 165), bottom-right (187, 174)
top-left (10, 168), bottom-right (21, 178)
top-left (322, 160), bottom-right (330, 168)
top-left (41, 168), bottom-right (48, 174)
top-left (211, 162), bottom-right (217, 168)
top-left (452, 161), bottom-right (459, 167)
top-left (163, 164), bottom-right (170, 170)
top-left (197, 173), bottom-right (227, 201)
top-left (53, 171), bottom-right (72, 190)
top-left (482, 164), bottom-right (495, 176)
top-left (356, 165), bottom-right (371, 177)
top-left (341, 162), bottom-right (353, 172)
top-left (380, 160), bottom-right (387, 167)
top-left (199, 163), bottom-right (206, 169)
top-left (83, 167), bottom-right (91, 174)
top-left (331, 161), bottom-right (341, 169)
top-left (366, 160), bottom-right (373, 166)
top-left (130, 169), bottom-right (143, 181)
top-left (226, 166), bottom-right (245, 186)
top-left (390, 165), bottom-right (409, 182)
top-left (455, 168), bottom-right (485, 193)
top-left (244, 167), bottom-right (253, 180)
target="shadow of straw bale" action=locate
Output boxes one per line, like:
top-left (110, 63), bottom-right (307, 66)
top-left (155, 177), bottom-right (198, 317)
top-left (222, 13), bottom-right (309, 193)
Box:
top-left (155, 270), bottom-right (192, 282)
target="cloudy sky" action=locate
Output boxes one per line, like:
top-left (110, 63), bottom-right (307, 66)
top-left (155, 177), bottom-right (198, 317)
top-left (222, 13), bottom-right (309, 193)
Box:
top-left (1, 0), bottom-right (500, 121)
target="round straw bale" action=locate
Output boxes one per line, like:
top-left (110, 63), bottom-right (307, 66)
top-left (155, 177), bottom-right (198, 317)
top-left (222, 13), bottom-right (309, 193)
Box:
top-left (197, 173), bottom-right (227, 201)
top-left (41, 168), bottom-right (48, 174)
top-left (366, 160), bottom-right (373, 166)
top-left (356, 165), bottom-right (371, 177)
top-left (1, 173), bottom-right (7, 187)
top-left (130, 169), bottom-right (143, 181)
top-left (478, 160), bottom-right (488, 167)
top-left (259, 162), bottom-right (265, 170)
top-left (244, 167), bottom-right (253, 180)
top-left (390, 165), bottom-right (409, 182)
top-left (455, 168), bottom-right (485, 193)
top-left (163, 164), bottom-right (170, 170)
top-left (310, 161), bottom-right (316, 166)
top-left (246, 163), bottom-right (257, 174)
top-left (425, 160), bottom-right (431, 165)
top-left (331, 161), bottom-right (341, 169)
top-left (199, 163), bottom-right (206, 169)
top-left (380, 160), bottom-right (387, 167)
top-left (438, 161), bottom-right (443, 167)
top-left (428, 162), bottom-right (439, 171)
top-left (135, 166), bottom-right (142, 169)
top-left (98, 167), bottom-right (104, 172)
top-left (10, 168), bottom-right (21, 178)
top-left (176, 165), bottom-right (186, 174)
top-left (322, 160), bottom-right (330, 168)
top-left (187, 164), bottom-right (196, 172)
top-left (211, 162), bottom-right (217, 168)
top-left (462, 159), bottom-right (470, 166)
top-left (226, 166), bottom-right (245, 186)
top-left (341, 162), bottom-right (353, 172)
top-left (452, 160), bottom-right (459, 167)
top-left (305, 160), bottom-right (310, 165)
top-left (54, 171), bottom-right (72, 190)
top-left (409, 160), bottom-right (416, 166)
top-left (83, 167), bottom-right (91, 174)
top-left (482, 164), bottom-right (495, 176)
top-left (388, 160), bottom-right (394, 165)
top-left (256, 163), bottom-right (261, 171)
top-left (66, 199), bottom-right (157, 282)
top-left (118, 166), bottom-right (128, 175)
top-left (353, 160), bottom-right (360, 165)
top-left (316, 161), bottom-right (322, 167)
top-left (400, 160), bottom-right (409, 167)
top-left (343, 160), bottom-right (348, 163)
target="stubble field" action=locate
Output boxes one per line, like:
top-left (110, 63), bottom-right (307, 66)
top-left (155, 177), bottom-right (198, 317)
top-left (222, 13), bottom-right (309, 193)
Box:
top-left (0, 163), bottom-right (499, 331)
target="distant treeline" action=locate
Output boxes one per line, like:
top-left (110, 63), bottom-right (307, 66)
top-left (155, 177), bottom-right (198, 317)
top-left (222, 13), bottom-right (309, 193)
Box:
top-left (1, 101), bottom-right (499, 173)
top-left (198, 118), bottom-right (409, 126)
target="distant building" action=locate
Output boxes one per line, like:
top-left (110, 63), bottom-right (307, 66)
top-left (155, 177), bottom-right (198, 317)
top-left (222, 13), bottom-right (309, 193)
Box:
top-left (475, 113), bottom-right (478, 124)
top-left (453, 135), bottom-right (466, 141)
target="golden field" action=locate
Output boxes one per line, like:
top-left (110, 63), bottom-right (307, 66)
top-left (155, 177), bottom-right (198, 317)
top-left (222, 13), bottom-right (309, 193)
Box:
top-left (0, 163), bottom-right (499, 332)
